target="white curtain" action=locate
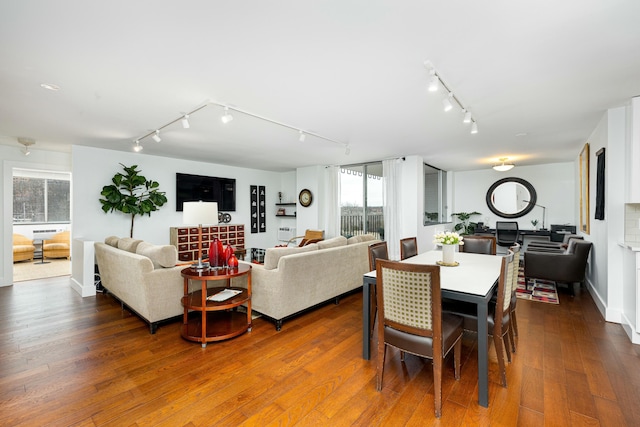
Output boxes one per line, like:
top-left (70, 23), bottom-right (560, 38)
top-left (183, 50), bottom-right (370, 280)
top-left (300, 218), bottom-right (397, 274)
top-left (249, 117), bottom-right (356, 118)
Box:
top-left (383, 159), bottom-right (402, 260)
top-left (323, 166), bottom-right (341, 237)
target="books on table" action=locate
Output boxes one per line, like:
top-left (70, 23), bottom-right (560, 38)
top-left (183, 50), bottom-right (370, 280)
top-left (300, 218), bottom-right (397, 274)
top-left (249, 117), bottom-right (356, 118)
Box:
top-left (207, 289), bottom-right (242, 302)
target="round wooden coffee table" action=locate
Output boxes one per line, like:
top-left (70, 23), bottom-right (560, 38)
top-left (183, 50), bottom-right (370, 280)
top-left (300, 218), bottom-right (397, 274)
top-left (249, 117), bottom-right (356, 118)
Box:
top-left (180, 264), bottom-right (252, 347)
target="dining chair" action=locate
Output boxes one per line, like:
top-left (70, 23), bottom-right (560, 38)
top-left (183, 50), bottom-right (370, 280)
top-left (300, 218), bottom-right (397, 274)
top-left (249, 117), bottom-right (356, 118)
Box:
top-left (375, 259), bottom-right (463, 418)
top-left (367, 241), bottom-right (389, 336)
top-left (399, 237), bottom-right (418, 260)
top-left (460, 235), bottom-right (496, 255)
top-left (507, 243), bottom-right (521, 352)
top-left (443, 250), bottom-right (515, 386)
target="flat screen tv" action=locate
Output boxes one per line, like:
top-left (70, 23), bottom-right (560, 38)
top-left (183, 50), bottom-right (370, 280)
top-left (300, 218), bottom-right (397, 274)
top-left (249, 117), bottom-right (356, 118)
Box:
top-left (176, 173), bottom-right (236, 212)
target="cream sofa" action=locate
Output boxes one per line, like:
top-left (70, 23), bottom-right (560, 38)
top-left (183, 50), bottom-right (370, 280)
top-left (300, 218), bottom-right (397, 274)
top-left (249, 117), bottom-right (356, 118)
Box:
top-left (94, 236), bottom-right (186, 334)
top-left (241, 234), bottom-right (379, 330)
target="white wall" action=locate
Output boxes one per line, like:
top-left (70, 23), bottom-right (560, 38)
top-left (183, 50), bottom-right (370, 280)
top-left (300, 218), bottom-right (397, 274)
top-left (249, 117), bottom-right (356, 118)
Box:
top-left (1, 146), bottom-right (72, 287)
top-left (451, 163), bottom-right (575, 231)
top-left (71, 146), bottom-right (289, 247)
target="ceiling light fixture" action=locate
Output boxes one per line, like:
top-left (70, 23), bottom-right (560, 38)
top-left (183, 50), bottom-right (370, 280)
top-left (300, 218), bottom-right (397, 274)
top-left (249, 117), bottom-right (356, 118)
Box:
top-left (181, 114), bottom-right (190, 129)
top-left (424, 60), bottom-right (477, 132)
top-left (17, 137), bottom-right (35, 156)
top-left (132, 101), bottom-right (349, 153)
top-left (493, 158), bottom-right (514, 172)
top-left (133, 140), bottom-right (143, 152)
top-left (221, 106), bottom-right (234, 124)
top-left (40, 83), bottom-right (60, 91)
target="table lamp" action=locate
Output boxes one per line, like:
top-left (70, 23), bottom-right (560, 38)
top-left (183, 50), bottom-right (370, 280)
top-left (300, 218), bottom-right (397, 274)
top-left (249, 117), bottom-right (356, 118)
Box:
top-left (183, 201), bottom-right (218, 270)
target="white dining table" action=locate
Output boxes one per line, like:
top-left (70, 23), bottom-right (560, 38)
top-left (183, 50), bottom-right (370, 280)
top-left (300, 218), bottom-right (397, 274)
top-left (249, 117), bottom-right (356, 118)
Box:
top-left (362, 250), bottom-right (504, 408)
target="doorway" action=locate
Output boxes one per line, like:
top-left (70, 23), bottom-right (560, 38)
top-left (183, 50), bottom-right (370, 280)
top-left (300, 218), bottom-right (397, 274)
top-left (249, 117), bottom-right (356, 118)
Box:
top-left (12, 168), bottom-right (71, 282)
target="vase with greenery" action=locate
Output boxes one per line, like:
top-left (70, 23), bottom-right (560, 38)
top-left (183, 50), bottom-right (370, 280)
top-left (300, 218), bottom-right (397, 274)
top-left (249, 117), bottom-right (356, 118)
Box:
top-left (451, 211), bottom-right (481, 235)
top-left (99, 164), bottom-right (168, 238)
top-left (531, 219), bottom-right (539, 230)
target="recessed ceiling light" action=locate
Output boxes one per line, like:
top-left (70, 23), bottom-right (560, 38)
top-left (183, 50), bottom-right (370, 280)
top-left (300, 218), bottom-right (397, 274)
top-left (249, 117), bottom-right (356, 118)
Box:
top-left (40, 83), bottom-right (60, 91)
top-left (515, 132), bottom-right (528, 137)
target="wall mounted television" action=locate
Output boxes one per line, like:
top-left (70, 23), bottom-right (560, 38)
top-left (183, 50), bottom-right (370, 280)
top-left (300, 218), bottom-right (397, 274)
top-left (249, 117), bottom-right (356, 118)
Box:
top-left (176, 173), bottom-right (236, 212)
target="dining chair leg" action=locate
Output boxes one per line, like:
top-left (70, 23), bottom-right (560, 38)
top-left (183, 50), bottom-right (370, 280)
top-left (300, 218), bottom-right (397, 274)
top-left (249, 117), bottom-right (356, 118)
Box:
top-left (494, 334), bottom-right (507, 387)
top-left (369, 289), bottom-right (377, 338)
top-left (433, 356), bottom-right (443, 418)
top-left (453, 338), bottom-right (462, 380)
top-left (508, 322), bottom-right (517, 353)
top-left (400, 351), bottom-right (406, 362)
top-left (376, 343), bottom-right (387, 391)
top-left (503, 331), bottom-right (512, 363)
top-left (511, 309), bottom-right (519, 336)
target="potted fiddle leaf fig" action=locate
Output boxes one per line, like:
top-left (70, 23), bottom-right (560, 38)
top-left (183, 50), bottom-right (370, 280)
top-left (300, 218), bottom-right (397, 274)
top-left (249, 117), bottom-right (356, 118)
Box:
top-left (451, 211), bottom-right (481, 235)
top-left (99, 163), bottom-right (168, 238)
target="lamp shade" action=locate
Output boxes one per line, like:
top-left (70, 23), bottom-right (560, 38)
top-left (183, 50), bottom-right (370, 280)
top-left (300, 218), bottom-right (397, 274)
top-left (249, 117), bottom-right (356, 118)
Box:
top-left (183, 201), bottom-right (218, 225)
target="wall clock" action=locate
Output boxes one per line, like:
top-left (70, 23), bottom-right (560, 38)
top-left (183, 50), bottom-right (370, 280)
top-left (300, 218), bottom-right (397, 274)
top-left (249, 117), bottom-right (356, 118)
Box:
top-left (298, 189), bottom-right (313, 207)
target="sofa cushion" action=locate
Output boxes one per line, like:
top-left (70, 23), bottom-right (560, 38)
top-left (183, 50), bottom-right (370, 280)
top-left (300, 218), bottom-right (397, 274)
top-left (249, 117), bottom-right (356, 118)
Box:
top-left (136, 241), bottom-right (178, 269)
top-left (117, 237), bottom-right (143, 253)
top-left (347, 234), bottom-right (376, 245)
top-left (105, 236), bottom-right (120, 247)
top-left (263, 244), bottom-right (318, 270)
top-left (317, 236), bottom-right (347, 250)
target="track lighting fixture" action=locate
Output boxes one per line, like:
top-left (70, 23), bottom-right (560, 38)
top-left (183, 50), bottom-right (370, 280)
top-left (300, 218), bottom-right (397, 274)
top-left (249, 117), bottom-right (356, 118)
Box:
top-left (221, 107), bottom-right (234, 124)
top-left (425, 60), bottom-right (477, 133)
top-left (345, 145), bottom-right (351, 155)
top-left (132, 100), bottom-right (348, 153)
top-left (492, 158), bottom-right (514, 172)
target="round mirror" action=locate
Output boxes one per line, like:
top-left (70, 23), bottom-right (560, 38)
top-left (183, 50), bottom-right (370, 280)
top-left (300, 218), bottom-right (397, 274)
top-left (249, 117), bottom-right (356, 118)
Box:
top-left (486, 178), bottom-right (537, 218)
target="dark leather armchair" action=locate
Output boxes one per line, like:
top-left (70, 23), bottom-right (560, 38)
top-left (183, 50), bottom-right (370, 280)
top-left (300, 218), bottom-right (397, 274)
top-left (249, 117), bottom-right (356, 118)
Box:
top-left (524, 239), bottom-right (592, 294)
top-left (526, 234), bottom-right (582, 253)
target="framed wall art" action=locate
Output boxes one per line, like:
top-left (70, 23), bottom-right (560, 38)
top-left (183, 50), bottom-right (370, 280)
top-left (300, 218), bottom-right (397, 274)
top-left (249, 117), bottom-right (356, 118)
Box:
top-left (579, 143), bottom-right (590, 234)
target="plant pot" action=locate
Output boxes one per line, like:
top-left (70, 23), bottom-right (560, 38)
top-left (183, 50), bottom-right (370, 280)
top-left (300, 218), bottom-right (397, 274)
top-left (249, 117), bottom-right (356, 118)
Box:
top-left (442, 244), bottom-right (456, 264)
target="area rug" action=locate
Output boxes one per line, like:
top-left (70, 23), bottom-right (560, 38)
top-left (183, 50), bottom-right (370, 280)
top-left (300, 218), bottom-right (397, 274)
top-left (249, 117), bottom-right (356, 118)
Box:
top-left (13, 259), bottom-right (71, 282)
top-left (516, 266), bottom-right (559, 304)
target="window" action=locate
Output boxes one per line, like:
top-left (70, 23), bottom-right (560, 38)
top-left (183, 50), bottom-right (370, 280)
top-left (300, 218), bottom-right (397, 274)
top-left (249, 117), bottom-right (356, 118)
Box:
top-left (13, 169), bottom-right (71, 224)
top-left (340, 162), bottom-right (384, 240)
top-left (424, 163), bottom-right (448, 225)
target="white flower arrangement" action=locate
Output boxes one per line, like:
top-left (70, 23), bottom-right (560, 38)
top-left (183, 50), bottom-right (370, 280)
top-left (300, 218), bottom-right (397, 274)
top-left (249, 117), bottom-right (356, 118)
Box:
top-left (433, 231), bottom-right (464, 245)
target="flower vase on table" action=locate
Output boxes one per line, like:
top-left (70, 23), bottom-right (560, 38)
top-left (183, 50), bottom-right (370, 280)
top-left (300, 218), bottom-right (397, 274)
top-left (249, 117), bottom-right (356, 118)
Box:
top-left (434, 231), bottom-right (463, 266)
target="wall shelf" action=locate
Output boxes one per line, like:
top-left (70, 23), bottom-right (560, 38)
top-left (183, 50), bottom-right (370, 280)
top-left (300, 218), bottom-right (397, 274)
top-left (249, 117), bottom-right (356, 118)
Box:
top-left (276, 203), bottom-right (297, 206)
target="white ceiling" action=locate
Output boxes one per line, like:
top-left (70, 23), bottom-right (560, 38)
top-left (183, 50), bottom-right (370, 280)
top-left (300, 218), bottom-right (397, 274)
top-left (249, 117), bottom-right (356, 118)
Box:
top-left (1, 1), bottom-right (639, 172)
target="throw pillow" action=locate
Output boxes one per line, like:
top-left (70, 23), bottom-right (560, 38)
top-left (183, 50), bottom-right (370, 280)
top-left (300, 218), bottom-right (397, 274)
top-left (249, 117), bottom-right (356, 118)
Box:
top-left (105, 236), bottom-right (120, 247)
top-left (136, 242), bottom-right (178, 269)
top-left (317, 236), bottom-right (347, 250)
top-left (263, 244), bottom-right (318, 270)
top-left (347, 234), bottom-right (375, 245)
top-left (117, 237), bottom-right (143, 253)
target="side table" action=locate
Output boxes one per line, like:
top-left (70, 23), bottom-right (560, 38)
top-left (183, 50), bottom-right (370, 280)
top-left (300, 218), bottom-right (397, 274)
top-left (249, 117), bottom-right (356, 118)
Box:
top-left (181, 264), bottom-right (252, 347)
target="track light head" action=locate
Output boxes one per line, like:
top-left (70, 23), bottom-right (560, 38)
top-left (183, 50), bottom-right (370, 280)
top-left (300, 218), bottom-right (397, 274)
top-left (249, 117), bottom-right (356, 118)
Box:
top-left (470, 121), bottom-right (478, 134)
top-left (298, 131), bottom-right (306, 142)
top-left (443, 93), bottom-right (453, 112)
top-left (345, 145), bottom-right (350, 155)
top-left (152, 130), bottom-right (161, 142)
top-left (221, 107), bottom-right (234, 124)
top-left (428, 74), bottom-right (439, 92)
top-left (463, 110), bottom-right (472, 124)
top-left (181, 114), bottom-right (190, 129)
top-left (133, 140), bottom-right (143, 152)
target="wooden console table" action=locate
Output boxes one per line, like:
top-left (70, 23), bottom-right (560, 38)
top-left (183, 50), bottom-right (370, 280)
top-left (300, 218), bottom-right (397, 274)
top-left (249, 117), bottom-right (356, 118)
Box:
top-left (181, 264), bottom-right (252, 347)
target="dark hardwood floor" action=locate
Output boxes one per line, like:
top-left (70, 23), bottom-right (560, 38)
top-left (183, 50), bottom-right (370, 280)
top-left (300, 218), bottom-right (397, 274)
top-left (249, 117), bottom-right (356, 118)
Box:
top-left (1, 276), bottom-right (639, 426)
